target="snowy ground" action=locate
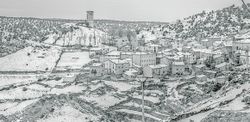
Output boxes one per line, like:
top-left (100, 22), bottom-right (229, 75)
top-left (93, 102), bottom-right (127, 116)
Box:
top-left (0, 85), bottom-right (48, 100)
top-left (0, 99), bottom-right (39, 116)
top-left (37, 104), bottom-right (99, 122)
top-left (0, 74), bottom-right (38, 87)
top-left (0, 46), bottom-right (61, 72)
top-left (56, 51), bottom-right (91, 70)
top-left (49, 84), bottom-right (87, 95)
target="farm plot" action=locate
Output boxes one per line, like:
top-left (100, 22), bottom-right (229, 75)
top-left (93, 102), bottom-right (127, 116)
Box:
top-left (0, 46), bottom-right (61, 72)
top-left (56, 51), bottom-right (91, 70)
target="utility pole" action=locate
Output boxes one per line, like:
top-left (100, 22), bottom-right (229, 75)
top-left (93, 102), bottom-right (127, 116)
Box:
top-left (246, 49), bottom-right (249, 72)
top-left (141, 80), bottom-right (145, 122)
top-left (137, 76), bottom-right (150, 122)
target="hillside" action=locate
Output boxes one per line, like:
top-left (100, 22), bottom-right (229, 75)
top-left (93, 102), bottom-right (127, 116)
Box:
top-left (137, 4), bottom-right (250, 41)
top-left (43, 23), bottom-right (108, 47)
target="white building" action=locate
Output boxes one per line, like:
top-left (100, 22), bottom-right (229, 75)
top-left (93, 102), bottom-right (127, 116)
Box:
top-left (89, 63), bottom-right (106, 77)
top-left (192, 48), bottom-right (214, 60)
top-left (172, 62), bottom-right (185, 75)
top-left (172, 39), bottom-right (183, 49)
top-left (132, 52), bottom-right (156, 67)
top-left (161, 51), bottom-right (183, 66)
top-left (139, 43), bottom-right (160, 53)
top-left (200, 39), bottom-right (213, 48)
top-left (233, 39), bottom-right (250, 52)
top-left (178, 52), bottom-right (197, 64)
top-left (143, 64), bottom-right (168, 78)
top-left (100, 51), bottom-right (121, 62)
top-left (104, 59), bottom-right (130, 75)
top-left (213, 54), bottom-right (224, 65)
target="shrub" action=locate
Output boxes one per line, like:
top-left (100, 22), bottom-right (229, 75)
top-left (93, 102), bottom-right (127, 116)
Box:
top-left (242, 96), bottom-right (250, 105)
top-left (22, 87), bottom-right (28, 91)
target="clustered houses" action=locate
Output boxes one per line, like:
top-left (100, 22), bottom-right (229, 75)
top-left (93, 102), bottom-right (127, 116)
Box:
top-left (88, 29), bottom-right (250, 81)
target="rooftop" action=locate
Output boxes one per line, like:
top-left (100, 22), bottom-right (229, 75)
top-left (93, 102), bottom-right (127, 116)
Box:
top-left (236, 39), bottom-right (250, 44)
top-left (215, 62), bottom-right (228, 68)
top-left (193, 48), bottom-right (213, 54)
top-left (106, 51), bottom-right (121, 56)
top-left (124, 69), bottom-right (138, 76)
top-left (173, 62), bottom-right (185, 66)
top-left (149, 64), bottom-right (168, 69)
top-left (146, 43), bottom-right (160, 47)
top-left (110, 59), bottom-right (129, 64)
top-left (133, 52), bottom-right (152, 55)
top-left (92, 63), bottom-right (103, 67)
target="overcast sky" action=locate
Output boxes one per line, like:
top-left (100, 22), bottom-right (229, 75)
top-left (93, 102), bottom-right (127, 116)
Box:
top-left (0, 0), bottom-right (244, 22)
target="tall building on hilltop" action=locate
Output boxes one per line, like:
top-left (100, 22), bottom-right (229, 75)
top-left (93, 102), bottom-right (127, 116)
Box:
top-left (86, 11), bottom-right (94, 28)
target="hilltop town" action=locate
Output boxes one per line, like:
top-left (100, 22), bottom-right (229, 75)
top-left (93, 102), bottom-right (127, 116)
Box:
top-left (0, 4), bottom-right (250, 122)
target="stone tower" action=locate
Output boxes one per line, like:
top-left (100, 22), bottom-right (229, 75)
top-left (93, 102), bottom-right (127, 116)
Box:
top-left (86, 11), bottom-right (94, 28)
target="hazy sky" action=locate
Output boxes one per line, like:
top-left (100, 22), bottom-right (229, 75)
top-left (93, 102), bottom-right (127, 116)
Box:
top-left (0, 0), bottom-right (244, 22)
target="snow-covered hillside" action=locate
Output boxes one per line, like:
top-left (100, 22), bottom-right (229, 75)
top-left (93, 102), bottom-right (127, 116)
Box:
top-left (44, 23), bottom-right (109, 47)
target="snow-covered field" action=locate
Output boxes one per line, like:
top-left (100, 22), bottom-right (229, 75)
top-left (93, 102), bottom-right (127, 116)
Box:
top-left (0, 99), bottom-right (39, 116)
top-left (0, 46), bottom-right (61, 72)
top-left (56, 51), bottom-right (91, 70)
top-left (0, 74), bottom-right (38, 87)
top-left (0, 85), bottom-right (48, 100)
top-left (41, 79), bottom-right (66, 87)
top-left (49, 84), bottom-right (87, 95)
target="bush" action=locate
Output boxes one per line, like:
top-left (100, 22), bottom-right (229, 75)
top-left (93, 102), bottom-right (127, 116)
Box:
top-left (242, 96), bottom-right (250, 105)
top-left (212, 83), bottom-right (222, 92)
top-left (22, 87), bottom-right (28, 91)
top-left (55, 77), bottom-right (62, 81)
